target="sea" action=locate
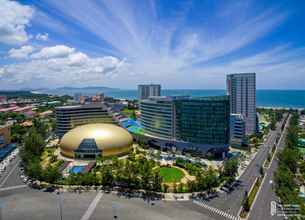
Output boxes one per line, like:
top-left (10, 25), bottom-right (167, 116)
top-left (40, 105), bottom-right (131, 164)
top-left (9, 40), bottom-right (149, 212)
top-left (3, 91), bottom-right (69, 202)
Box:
top-left (104, 90), bottom-right (305, 109)
top-left (47, 89), bottom-right (305, 109)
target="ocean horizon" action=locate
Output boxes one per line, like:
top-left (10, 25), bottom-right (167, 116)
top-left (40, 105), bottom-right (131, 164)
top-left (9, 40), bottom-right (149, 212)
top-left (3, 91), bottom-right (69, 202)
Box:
top-left (45, 89), bottom-right (305, 109)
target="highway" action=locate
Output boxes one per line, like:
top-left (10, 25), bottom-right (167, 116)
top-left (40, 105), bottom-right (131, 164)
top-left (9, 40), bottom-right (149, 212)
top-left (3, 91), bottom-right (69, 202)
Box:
top-left (200, 116), bottom-right (287, 217)
top-left (248, 115), bottom-right (291, 220)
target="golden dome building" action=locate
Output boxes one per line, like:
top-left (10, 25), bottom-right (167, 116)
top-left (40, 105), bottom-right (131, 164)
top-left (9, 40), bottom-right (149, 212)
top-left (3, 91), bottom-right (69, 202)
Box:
top-left (60, 123), bottom-right (133, 159)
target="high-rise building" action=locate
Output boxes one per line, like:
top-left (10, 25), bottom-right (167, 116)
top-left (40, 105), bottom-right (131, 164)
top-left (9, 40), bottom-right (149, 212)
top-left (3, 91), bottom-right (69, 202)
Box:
top-left (175, 96), bottom-right (230, 146)
top-left (227, 73), bottom-right (256, 135)
top-left (55, 103), bottom-right (114, 138)
top-left (140, 96), bottom-right (230, 154)
top-left (140, 97), bottom-right (175, 139)
top-left (138, 84), bottom-right (161, 100)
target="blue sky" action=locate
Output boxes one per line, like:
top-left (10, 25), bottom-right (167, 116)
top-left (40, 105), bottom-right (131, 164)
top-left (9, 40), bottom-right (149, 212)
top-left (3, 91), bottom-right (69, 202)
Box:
top-left (0, 0), bottom-right (304, 90)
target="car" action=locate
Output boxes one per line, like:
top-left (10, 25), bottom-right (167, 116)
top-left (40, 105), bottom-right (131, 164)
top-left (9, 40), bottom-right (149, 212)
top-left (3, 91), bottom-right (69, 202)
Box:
top-left (221, 186), bottom-right (231, 193)
top-left (207, 192), bottom-right (218, 199)
top-left (43, 186), bottom-right (55, 193)
top-left (233, 180), bottom-right (242, 187)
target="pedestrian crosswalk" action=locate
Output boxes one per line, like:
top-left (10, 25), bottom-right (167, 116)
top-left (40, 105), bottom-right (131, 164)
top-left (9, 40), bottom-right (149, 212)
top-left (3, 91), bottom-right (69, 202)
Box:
top-left (193, 200), bottom-right (240, 220)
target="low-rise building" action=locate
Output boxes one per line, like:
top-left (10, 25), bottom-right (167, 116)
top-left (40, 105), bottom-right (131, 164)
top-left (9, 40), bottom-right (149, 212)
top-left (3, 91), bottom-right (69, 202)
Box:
top-left (230, 114), bottom-right (247, 147)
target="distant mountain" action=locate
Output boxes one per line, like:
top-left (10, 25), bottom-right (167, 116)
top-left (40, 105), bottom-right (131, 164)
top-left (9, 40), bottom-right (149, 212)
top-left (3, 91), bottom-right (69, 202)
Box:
top-left (33, 86), bottom-right (120, 96)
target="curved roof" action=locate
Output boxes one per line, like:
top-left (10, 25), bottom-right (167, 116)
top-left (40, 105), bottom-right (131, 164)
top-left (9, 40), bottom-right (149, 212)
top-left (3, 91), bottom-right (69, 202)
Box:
top-left (60, 123), bottom-right (133, 151)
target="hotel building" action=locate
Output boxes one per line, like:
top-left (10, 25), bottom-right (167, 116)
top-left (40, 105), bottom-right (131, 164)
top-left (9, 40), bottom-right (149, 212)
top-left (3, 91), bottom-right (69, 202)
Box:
top-left (227, 73), bottom-right (257, 135)
top-left (140, 96), bottom-right (230, 154)
top-left (140, 97), bottom-right (175, 139)
top-left (55, 103), bottom-right (114, 138)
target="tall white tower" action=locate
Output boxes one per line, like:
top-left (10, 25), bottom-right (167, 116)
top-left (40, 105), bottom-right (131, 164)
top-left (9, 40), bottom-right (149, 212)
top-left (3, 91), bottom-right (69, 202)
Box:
top-left (137, 84), bottom-right (161, 100)
top-left (227, 73), bottom-right (256, 135)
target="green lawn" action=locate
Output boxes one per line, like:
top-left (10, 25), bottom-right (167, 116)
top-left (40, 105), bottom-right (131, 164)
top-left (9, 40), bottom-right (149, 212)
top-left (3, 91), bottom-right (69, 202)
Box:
top-left (159, 167), bottom-right (185, 183)
top-left (121, 108), bottom-right (135, 118)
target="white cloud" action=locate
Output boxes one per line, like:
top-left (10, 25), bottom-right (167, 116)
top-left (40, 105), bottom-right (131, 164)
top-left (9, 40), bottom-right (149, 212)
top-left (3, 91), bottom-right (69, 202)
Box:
top-left (8, 45), bottom-right (34, 59)
top-left (35, 33), bottom-right (49, 41)
top-left (1, 0), bottom-right (303, 89)
top-left (39, 0), bottom-right (291, 89)
top-left (31, 45), bottom-right (75, 59)
top-left (0, 45), bottom-right (125, 87)
top-left (67, 52), bottom-right (89, 66)
top-left (0, 0), bottom-right (34, 45)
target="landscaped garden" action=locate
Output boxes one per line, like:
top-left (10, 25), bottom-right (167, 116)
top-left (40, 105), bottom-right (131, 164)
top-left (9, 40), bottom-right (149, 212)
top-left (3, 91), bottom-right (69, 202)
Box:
top-left (18, 119), bottom-right (242, 194)
top-left (159, 167), bottom-right (185, 183)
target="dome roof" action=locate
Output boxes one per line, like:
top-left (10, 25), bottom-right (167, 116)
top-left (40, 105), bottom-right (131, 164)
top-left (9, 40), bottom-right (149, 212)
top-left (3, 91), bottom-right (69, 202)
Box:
top-left (60, 123), bottom-right (133, 153)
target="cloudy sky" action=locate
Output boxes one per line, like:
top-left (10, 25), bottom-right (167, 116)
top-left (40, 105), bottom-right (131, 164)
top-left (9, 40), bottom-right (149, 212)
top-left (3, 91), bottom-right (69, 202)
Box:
top-left (0, 0), bottom-right (304, 90)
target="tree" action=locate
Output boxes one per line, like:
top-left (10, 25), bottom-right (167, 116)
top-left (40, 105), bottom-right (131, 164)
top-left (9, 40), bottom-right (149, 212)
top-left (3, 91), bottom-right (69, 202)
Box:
top-left (26, 158), bottom-right (42, 179)
top-left (152, 170), bottom-right (162, 192)
top-left (163, 184), bottom-right (169, 193)
top-left (223, 158), bottom-right (239, 178)
top-left (42, 164), bottom-right (61, 183)
top-left (10, 124), bottom-right (27, 143)
top-left (278, 147), bottom-right (299, 173)
top-left (178, 183), bottom-right (184, 193)
top-left (173, 182), bottom-right (177, 193)
top-left (187, 180), bottom-right (196, 192)
top-left (23, 128), bottom-right (44, 157)
top-left (205, 169), bottom-right (219, 193)
top-left (33, 118), bottom-right (48, 138)
top-left (101, 166), bottom-right (114, 186)
top-left (270, 120), bottom-right (276, 130)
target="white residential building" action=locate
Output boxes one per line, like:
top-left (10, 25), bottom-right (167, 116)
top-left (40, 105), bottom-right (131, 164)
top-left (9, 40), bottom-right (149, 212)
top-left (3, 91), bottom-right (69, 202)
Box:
top-left (227, 73), bottom-right (256, 135)
top-left (137, 84), bottom-right (161, 100)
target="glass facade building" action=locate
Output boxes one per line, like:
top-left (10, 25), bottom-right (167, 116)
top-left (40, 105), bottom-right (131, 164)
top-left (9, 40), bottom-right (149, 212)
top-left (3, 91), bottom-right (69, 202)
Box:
top-left (140, 97), bottom-right (174, 139)
top-left (140, 96), bottom-right (230, 153)
top-left (175, 96), bottom-right (230, 145)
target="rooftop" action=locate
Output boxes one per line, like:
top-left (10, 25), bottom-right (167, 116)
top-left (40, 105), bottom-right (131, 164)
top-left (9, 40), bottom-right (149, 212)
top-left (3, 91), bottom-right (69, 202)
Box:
top-left (141, 95), bottom-right (229, 103)
top-left (55, 103), bottom-right (107, 110)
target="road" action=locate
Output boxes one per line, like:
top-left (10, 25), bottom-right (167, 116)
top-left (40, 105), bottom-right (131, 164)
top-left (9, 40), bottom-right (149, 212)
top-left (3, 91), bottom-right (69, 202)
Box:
top-left (248, 115), bottom-right (290, 220)
top-left (200, 116), bottom-right (287, 217)
top-left (0, 156), bottom-right (23, 189)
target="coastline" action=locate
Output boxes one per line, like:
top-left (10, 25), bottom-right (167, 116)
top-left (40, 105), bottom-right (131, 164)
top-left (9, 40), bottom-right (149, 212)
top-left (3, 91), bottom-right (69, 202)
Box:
top-left (31, 89), bottom-right (305, 109)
